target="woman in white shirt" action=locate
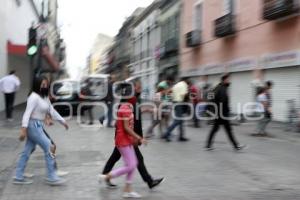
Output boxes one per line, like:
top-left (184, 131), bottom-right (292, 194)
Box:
top-left (255, 87), bottom-right (271, 136)
top-left (14, 76), bottom-right (69, 185)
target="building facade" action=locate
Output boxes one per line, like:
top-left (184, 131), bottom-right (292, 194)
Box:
top-left (88, 33), bottom-right (112, 74)
top-left (180, 0), bottom-right (300, 121)
top-left (158, 0), bottom-right (181, 81)
top-left (0, 0), bottom-right (61, 111)
top-left (129, 0), bottom-right (161, 99)
top-left (0, 0), bottom-right (39, 110)
top-left (105, 8), bottom-right (145, 80)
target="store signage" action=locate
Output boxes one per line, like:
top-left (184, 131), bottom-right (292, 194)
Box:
top-left (180, 68), bottom-right (203, 77)
top-left (226, 58), bottom-right (257, 72)
top-left (202, 63), bottom-right (225, 74)
top-left (261, 50), bottom-right (300, 69)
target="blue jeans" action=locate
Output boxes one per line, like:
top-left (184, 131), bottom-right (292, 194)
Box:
top-left (15, 119), bottom-right (60, 181)
top-left (164, 104), bottom-right (185, 139)
top-left (99, 101), bottom-right (113, 127)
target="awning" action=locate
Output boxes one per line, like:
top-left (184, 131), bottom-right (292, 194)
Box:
top-left (7, 41), bottom-right (26, 56)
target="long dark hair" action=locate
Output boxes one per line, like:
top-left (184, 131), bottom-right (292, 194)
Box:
top-left (31, 76), bottom-right (49, 96)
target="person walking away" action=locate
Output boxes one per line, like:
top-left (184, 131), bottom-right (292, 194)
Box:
top-left (80, 80), bottom-right (94, 125)
top-left (205, 74), bottom-right (246, 151)
top-left (101, 80), bottom-right (164, 190)
top-left (190, 81), bottom-right (201, 128)
top-left (157, 76), bottom-right (174, 136)
top-left (98, 87), bottom-right (147, 198)
top-left (163, 77), bottom-right (191, 142)
top-left (254, 87), bottom-right (271, 136)
top-left (14, 76), bottom-right (69, 185)
top-left (99, 75), bottom-right (115, 127)
top-left (265, 81), bottom-right (273, 108)
top-left (145, 86), bottom-right (165, 138)
top-left (0, 70), bottom-right (21, 121)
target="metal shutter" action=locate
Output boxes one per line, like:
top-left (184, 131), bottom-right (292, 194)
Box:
top-left (230, 71), bottom-right (254, 115)
top-left (264, 66), bottom-right (300, 122)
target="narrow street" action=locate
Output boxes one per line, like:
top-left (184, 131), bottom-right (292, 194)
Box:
top-left (1, 110), bottom-right (300, 200)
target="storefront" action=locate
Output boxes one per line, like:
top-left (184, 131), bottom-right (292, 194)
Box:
top-left (261, 50), bottom-right (300, 121)
top-left (181, 50), bottom-right (300, 122)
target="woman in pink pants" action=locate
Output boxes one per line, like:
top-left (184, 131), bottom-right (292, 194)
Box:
top-left (99, 101), bottom-right (147, 198)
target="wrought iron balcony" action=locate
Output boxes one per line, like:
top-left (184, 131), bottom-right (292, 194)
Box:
top-left (214, 14), bottom-right (236, 38)
top-left (186, 30), bottom-right (201, 47)
top-left (263, 0), bottom-right (299, 20)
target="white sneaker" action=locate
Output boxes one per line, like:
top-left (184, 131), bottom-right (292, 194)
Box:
top-left (98, 174), bottom-right (107, 184)
top-left (23, 173), bottom-right (34, 178)
top-left (45, 178), bottom-right (66, 186)
top-left (56, 170), bottom-right (69, 177)
top-left (123, 192), bottom-right (142, 198)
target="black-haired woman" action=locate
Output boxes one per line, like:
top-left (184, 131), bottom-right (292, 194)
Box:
top-left (14, 76), bottom-right (69, 185)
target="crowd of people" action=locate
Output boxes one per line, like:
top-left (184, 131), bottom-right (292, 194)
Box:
top-left (2, 70), bottom-right (277, 198)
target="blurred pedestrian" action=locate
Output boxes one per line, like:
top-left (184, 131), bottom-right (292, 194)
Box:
top-left (98, 82), bottom-right (148, 198)
top-left (163, 77), bottom-right (191, 142)
top-left (23, 114), bottom-right (69, 179)
top-left (256, 81), bottom-right (273, 136)
top-left (100, 79), bottom-right (164, 191)
top-left (254, 87), bottom-right (271, 136)
top-left (99, 75), bottom-right (115, 127)
top-left (145, 85), bottom-right (166, 138)
top-left (265, 81), bottom-right (273, 108)
top-left (157, 76), bottom-right (174, 136)
top-left (0, 70), bottom-right (21, 121)
top-left (14, 76), bottom-right (69, 185)
top-left (190, 80), bottom-right (201, 128)
top-left (205, 74), bottom-right (246, 151)
top-left (80, 79), bottom-right (94, 125)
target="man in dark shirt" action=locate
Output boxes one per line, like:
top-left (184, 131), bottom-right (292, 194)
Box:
top-left (101, 79), bottom-right (164, 189)
top-left (99, 75), bottom-right (115, 127)
top-left (205, 74), bottom-right (246, 151)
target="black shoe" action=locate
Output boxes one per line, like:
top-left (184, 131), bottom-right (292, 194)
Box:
top-left (205, 146), bottom-right (215, 151)
top-left (106, 180), bottom-right (118, 189)
top-left (88, 122), bottom-right (94, 125)
top-left (148, 178), bottom-right (165, 189)
top-left (165, 137), bottom-right (171, 142)
top-left (99, 118), bottom-right (104, 125)
top-left (178, 137), bottom-right (189, 142)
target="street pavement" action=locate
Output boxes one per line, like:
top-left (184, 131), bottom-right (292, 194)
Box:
top-left (0, 108), bottom-right (300, 200)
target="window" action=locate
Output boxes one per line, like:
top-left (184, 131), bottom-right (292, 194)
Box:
top-left (193, 2), bottom-right (203, 30)
top-left (223, 0), bottom-right (235, 15)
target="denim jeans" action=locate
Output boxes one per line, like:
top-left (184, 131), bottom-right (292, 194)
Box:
top-left (256, 113), bottom-right (271, 134)
top-left (15, 119), bottom-right (60, 181)
top-left (164, 104), bottom-right (185, 139)
top-left (99, 101), bottom-right (113, 127)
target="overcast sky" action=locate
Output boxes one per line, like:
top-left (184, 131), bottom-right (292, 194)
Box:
top-left (58, 0), bottom-right (153, 79)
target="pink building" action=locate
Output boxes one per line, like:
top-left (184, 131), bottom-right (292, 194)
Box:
top-left (180, 0), bottom-right (300, 121)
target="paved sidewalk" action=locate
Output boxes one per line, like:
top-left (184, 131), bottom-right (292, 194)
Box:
top-left (0, 109), bottom-right (300, 199)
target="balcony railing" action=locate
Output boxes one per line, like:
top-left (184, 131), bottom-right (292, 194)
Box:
top-left (214, 14), bottom-right (236, 38)
top-left (263, 0), bottom-right (299, 20)
top-left (186, 30), bottom-right (201, 47)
